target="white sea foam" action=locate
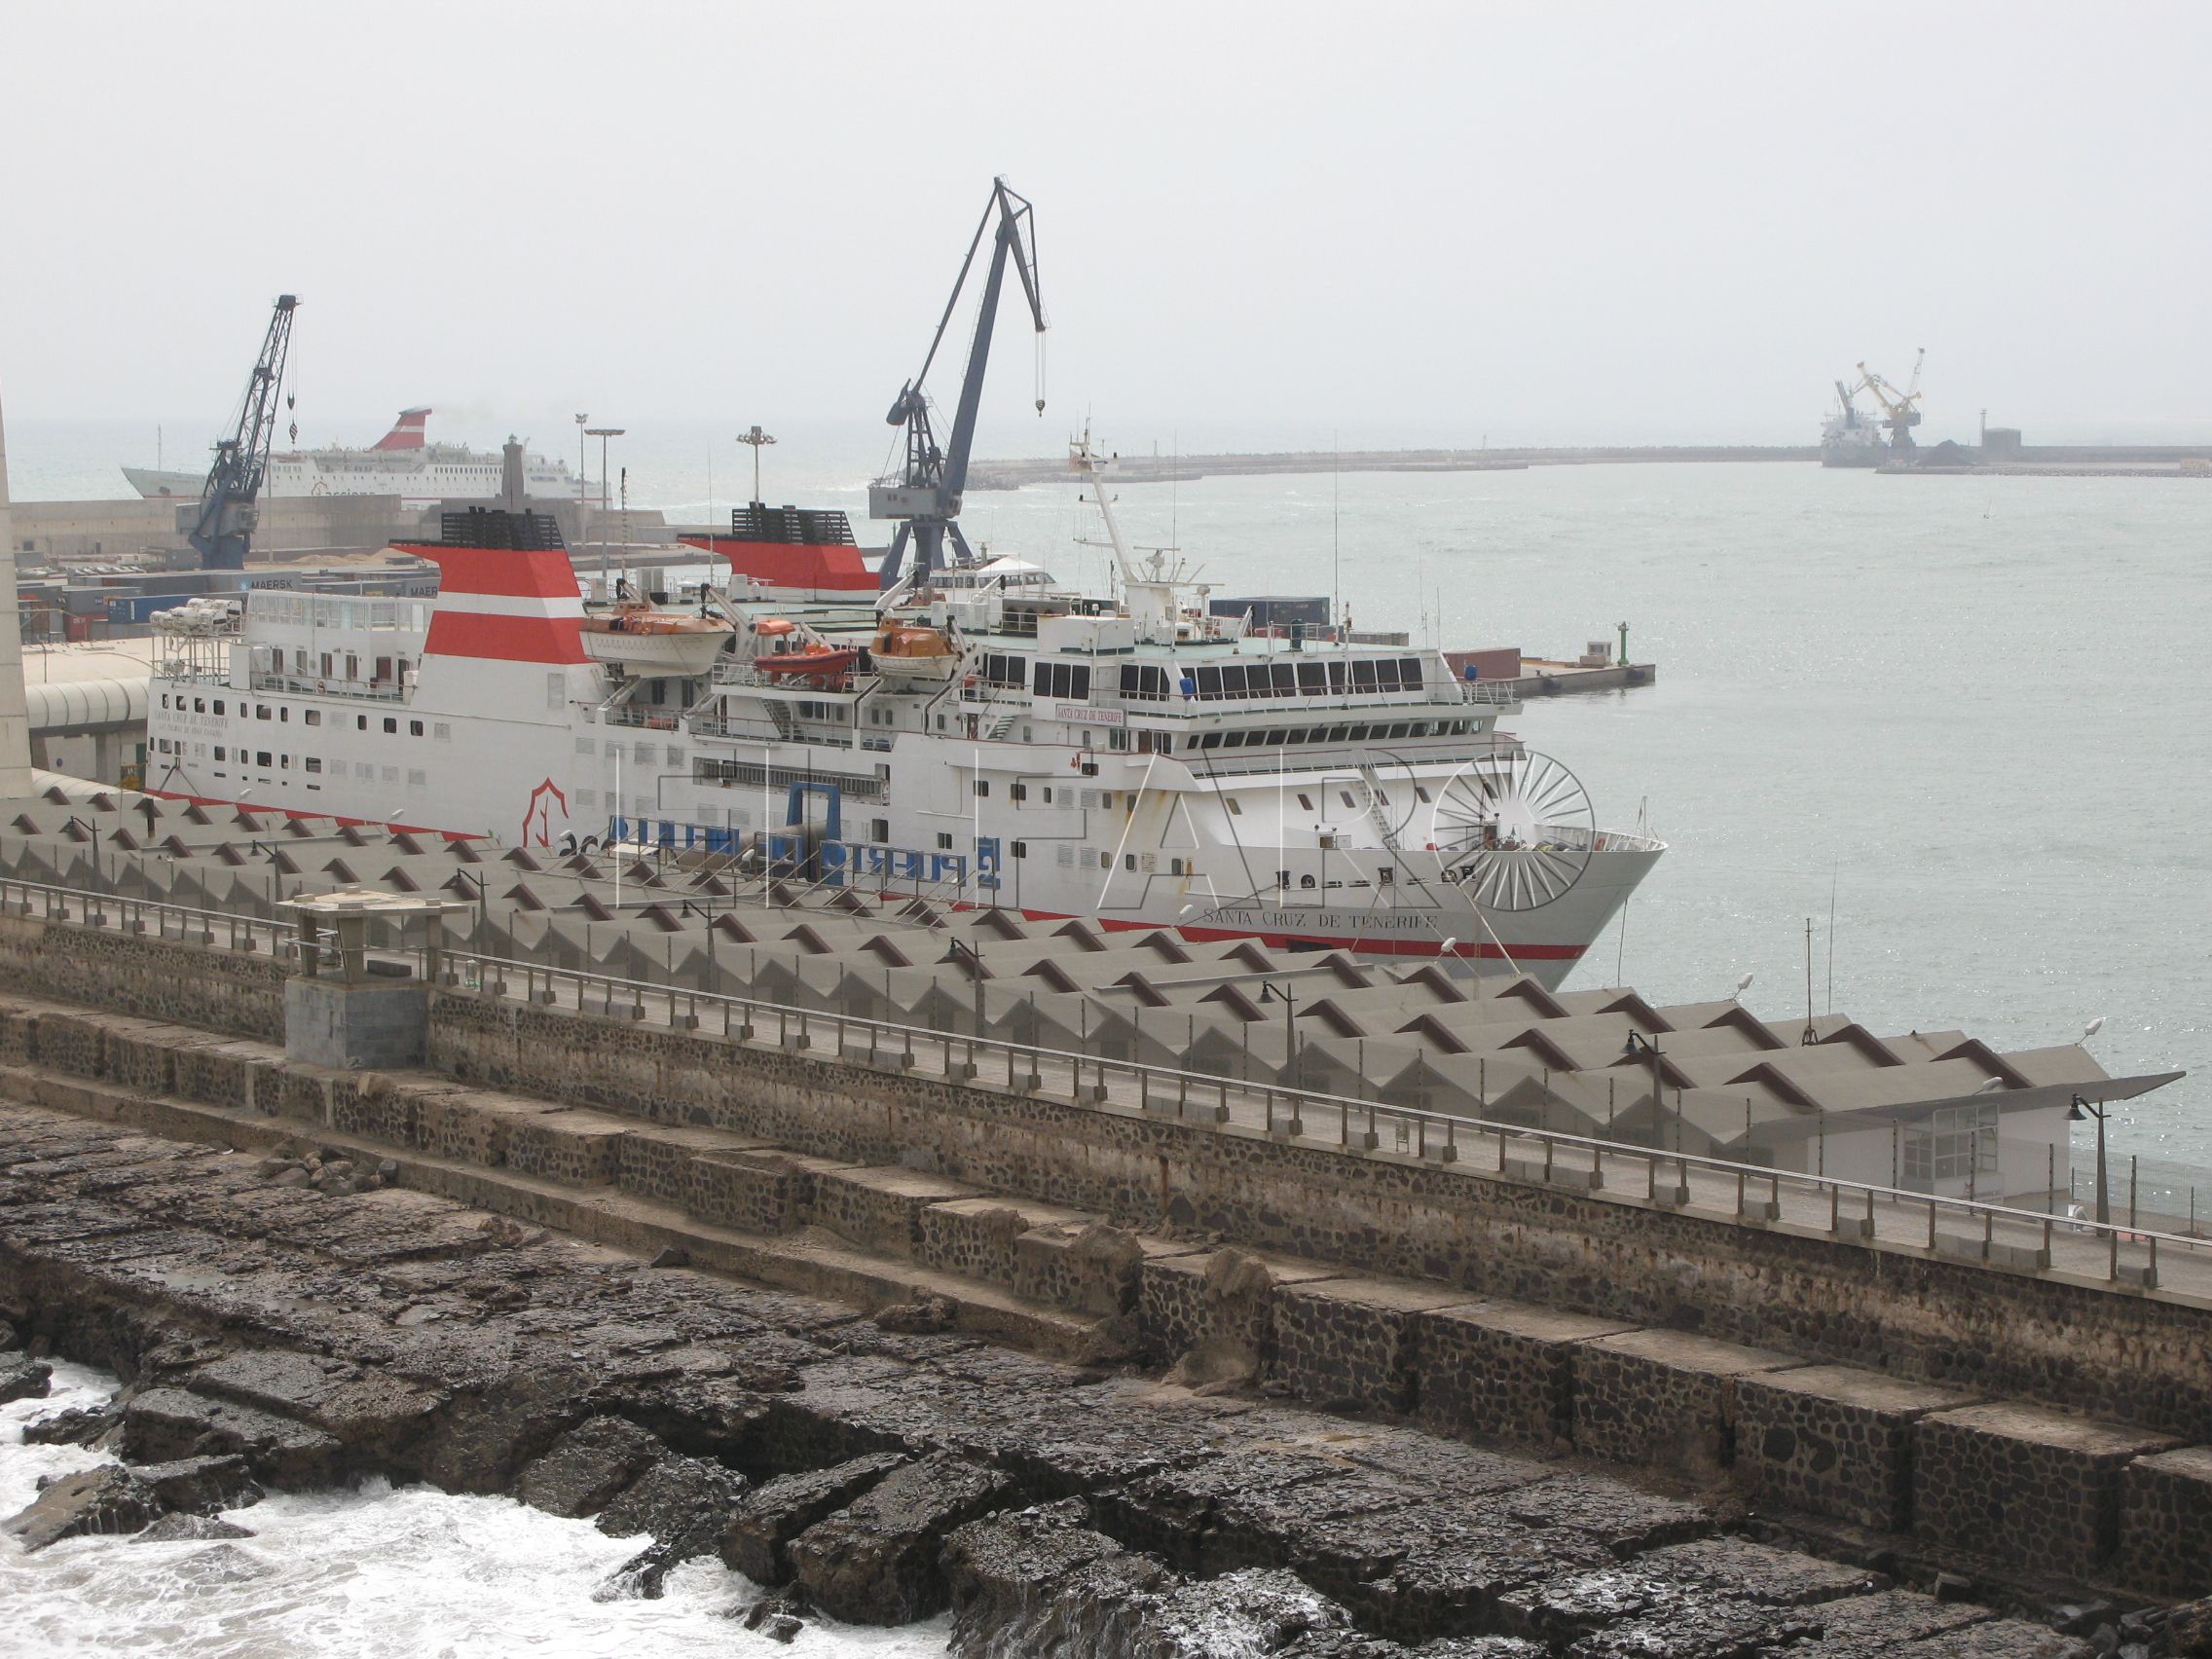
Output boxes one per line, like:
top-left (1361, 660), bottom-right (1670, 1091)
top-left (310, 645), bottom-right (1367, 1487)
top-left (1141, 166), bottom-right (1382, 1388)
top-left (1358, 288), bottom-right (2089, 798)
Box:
top-left (2, 1366), bottom-right (949, 1658)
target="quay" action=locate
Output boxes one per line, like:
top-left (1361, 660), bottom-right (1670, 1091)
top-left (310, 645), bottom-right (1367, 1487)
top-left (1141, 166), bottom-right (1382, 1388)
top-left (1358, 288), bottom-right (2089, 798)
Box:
top-left (0, 792), bottom-right (2204, 1647)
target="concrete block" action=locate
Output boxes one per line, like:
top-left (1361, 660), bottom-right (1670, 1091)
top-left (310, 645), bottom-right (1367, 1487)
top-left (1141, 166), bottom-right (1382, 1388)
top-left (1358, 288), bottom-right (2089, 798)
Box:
top-left (503, 1108), bottom-right (628, 1186)
top-left (614, 1125), bottom-right (765, 1209)
top-left (1135, 1248), bottom-right (1338, 1370)
top-left (33, 1011), bottom-right (107, 1079)
top-left (1733, 1364), bottom-right (1978, 1530)
top-left (1414, 1299), bottom-right (1639, 1454)
top-left (809, 1164), bottom-right (981, 1258)
top-left (283, 977), bottom-right (428, 1070)
top-left (1913, 1402), bottom-right (2181, 1576)
top-left (917, 1196), bottom-right (1090, 1289)
top-left (682, 1147), bottom-right (851, 1235)
top-left (1572, 1329), bottom-right (1803, 1480)
top-left (1269, 1275), bottom-right (1480, 1413)
top-left (2119, 1444), bottom-right (2212, 1597)
top-left (1010, 1224), bottom-right (1189, 1317)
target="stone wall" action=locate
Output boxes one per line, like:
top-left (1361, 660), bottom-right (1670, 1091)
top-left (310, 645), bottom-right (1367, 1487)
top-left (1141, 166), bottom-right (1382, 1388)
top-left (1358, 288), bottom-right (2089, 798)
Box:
top-left (424, 991), bottom-right (2212, 1445)
top-left (0, 913), bottom-right (285, 1042)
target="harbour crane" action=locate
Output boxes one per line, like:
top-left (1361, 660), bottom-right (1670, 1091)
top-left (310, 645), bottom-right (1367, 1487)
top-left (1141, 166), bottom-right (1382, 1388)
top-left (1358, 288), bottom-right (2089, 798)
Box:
top-left (869, 180), bottom-right (1046, 589)
top-left (186, 294), bottom-right (298, 571)
top-left (1855, 348), bottom-right (1925, 456)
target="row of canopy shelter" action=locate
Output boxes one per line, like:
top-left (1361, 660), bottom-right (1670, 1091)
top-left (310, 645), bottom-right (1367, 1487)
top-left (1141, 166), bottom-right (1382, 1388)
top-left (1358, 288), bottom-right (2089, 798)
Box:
top-left (0, 787), bottom-right (2177, 1207)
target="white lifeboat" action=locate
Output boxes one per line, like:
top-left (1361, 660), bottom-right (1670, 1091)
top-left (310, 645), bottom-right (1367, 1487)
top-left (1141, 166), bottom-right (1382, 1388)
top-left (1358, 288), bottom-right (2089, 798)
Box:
top-left (579, 603), bottom-right (734, 677)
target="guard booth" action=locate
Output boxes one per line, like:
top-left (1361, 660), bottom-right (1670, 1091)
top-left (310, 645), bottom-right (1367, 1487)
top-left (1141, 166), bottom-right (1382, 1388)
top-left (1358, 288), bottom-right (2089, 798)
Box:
top-left (276, 888), bottom-right (470, 1070)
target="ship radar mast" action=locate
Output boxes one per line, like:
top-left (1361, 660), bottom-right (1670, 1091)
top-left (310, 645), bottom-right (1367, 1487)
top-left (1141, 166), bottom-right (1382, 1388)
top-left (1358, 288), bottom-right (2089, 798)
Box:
top-left (1068, 429), bottom-right (1213, 642)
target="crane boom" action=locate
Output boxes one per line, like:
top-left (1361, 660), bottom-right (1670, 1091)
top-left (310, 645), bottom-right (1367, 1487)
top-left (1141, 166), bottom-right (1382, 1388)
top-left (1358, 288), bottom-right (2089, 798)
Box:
top-left (870, 180), bottom-right (1046, 589)
top-left (1855, 350), bottom-right (1925, 454)
top-left (187, 294), bottom-right (298, 571)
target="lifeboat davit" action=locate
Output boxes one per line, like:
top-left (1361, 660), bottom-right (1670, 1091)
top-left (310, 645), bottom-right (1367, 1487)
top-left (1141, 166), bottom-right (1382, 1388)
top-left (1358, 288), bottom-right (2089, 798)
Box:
top-left (869, 623), bottom-right (959, 684)
top-left (578, 604), bottom-right (734, 676)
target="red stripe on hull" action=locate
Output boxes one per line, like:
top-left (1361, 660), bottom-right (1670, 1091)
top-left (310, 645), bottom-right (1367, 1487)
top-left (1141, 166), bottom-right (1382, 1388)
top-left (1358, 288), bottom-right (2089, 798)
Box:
top-left (401, 542), bottom-right (584, 600)
top-left (423, 611), bottom-right (586, 664)
top-left (682, 535), bottom-right (876, 592)
top-left (142, 788), bottom-right (475, 841)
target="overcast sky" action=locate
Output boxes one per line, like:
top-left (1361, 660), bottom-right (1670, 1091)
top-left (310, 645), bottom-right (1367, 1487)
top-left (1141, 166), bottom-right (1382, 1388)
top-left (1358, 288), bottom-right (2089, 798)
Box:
top-left (4, 2), bottom-right (2206, 450)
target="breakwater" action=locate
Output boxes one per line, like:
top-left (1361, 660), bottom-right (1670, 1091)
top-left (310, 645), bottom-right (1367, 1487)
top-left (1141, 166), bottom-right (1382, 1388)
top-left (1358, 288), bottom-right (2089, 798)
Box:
top-left (0, 906), bottom-right (2206, 1642)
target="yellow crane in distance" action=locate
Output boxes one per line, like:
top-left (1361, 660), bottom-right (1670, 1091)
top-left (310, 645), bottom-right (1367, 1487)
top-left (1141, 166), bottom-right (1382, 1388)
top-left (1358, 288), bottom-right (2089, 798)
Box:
top-left (1856, 348), bottom-right (1926, 456)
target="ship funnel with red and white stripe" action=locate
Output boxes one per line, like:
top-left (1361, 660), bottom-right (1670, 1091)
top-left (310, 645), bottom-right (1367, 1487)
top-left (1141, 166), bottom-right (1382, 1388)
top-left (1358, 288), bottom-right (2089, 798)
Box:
top-left (371, 408), bottom-right (431, 453)
top-left (398, 509), bottom-right (587, 667)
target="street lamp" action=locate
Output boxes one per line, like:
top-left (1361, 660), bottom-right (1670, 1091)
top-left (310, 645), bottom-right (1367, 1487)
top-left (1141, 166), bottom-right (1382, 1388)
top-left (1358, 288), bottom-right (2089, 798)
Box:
top-left (946, 936), bottom-right (985, 1035)
top-left (1258, 978), bottom-right (1302, 1084)
top-left (2069, 1093), bottom-right (2112, 1226)
top-left (584, 426), bottom-right (624, 579)
top-left (737, 425), bottom-right (777, 505)
top-left (574, 414), bottom-right (589, 538)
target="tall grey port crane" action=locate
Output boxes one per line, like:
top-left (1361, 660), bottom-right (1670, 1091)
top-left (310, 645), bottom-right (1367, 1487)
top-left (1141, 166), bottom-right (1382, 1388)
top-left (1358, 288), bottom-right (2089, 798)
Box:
top-left (869, 180), bottom-right (1046, 589)
top-left (186, 294), bottom-right (298, 571)
top-left (1856, 348), bottom-right (1925, 456)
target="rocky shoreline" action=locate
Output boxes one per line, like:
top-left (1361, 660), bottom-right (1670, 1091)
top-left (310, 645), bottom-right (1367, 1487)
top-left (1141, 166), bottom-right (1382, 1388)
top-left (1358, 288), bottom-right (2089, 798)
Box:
top-left (0, 1100), bottom-right (2193, 1656)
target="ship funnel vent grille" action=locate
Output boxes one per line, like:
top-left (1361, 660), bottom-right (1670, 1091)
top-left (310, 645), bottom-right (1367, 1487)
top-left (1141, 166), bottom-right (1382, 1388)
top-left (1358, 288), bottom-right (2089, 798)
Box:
top-left (729, 505), bottom-right (856, 546)
top-left (436, 506), bottom-right (568, 552)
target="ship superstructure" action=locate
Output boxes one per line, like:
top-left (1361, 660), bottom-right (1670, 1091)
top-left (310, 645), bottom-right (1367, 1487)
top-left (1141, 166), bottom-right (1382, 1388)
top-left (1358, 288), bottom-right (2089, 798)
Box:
top-left (145, 440), bottom-right (1661, 985)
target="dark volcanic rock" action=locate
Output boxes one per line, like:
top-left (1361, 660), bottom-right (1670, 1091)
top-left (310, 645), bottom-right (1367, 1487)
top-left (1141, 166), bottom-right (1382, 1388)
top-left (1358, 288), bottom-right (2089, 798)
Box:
top-left (514, 1416), bottom-right (667, 1519)
top-left (592, 1452), bottom-right (749, 1599)
top-left (3, 1464), bottom-right (162, 1550)
top-left (787, 1451), bottom-right (1014, 1623)
top-left (120, 1386), bottom-right (342, 1488)
top-left (23, 1398), bottom-right (125, 1447)
top-left (133, 1511), bottom-right (257, 1543)
top-left (720, 1451), bottom-right (909, 1585)
top-left (0, 1349), bottom-right (52, 1404)
top-left (129, 1454), bottom-right (264, 1516)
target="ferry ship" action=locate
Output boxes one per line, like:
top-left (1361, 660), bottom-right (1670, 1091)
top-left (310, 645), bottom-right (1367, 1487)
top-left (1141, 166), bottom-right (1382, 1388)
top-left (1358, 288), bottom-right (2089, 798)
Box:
top-left (124, 409), bottom-right (575, 506)
top-left (143, 438), bottom-right (1663, 984)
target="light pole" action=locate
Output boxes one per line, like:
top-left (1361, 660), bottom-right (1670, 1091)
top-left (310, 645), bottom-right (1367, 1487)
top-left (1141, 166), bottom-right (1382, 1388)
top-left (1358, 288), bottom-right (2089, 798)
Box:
top-left (584, 426), bottom-right (624, 586)
top-left (1259, 978), bottom-right (1301, 1084)
top-left (737, 425), bottom-right (777, 505)
top-left (947, 936), bottom-right (985, 1035)
top-left (575, 414), bottom-right (588, 540)
top-left (2069, 1093), bottom-right (2111, 1226)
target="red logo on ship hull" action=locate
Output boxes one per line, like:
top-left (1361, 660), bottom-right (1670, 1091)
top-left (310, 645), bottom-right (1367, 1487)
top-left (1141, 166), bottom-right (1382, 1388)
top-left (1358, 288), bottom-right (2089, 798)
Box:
top-left (523, 778), bottom-right (570, 847)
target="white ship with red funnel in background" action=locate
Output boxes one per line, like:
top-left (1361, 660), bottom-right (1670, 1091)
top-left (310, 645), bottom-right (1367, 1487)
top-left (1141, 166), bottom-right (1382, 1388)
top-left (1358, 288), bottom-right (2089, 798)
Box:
top-left (123, 409), bottom-right (575, 506)
top-left (141, 438), bottom-right (1664, 987)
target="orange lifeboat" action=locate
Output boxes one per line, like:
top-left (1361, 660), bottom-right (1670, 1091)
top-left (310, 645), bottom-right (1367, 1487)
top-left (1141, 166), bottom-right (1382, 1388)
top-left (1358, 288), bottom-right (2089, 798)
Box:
top-left (756, 645), bottom-right (860, 682)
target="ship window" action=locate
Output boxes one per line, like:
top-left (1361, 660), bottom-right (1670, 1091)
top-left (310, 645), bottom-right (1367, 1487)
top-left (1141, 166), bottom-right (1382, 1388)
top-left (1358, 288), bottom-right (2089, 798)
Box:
top-left (1376, 659), bottom-right (1401, 690)
top-left (305, 757), bottom-right (321, 774)
top-left (256, 705), bottom-right (271, 720)
top-left (936, 831), bottom-right (953, 850)
top-left (256, 751), bottom-right (272, 768)
top-left (436, 723), bottom-right (451, 741)
top-left (1340, 792), bottom-right (1356, 809)
top-left (356, 716), bottom-right (368, 731)
top-left (159, 695), bottom-right (169, 711)
top-left (1297, 661), bottom-right (1325, 692)
top-left (1158, 736), bottom-right (1171, 753)
top-left (1352, 659), bottom-right (1377, 688)
top-left (1196, 667), bottom-right (1222, 697)
top-left (1272, 664), bottom-right (1296, 693)
top-left (304, 710), bottom-right (320, 726)
top-left (871, 819), bottom-right (889, 843)
top-left (1415, 785), bottom-right (1433, 803)
top-left (1011, 783), bottom-right (1027, 802)
top-left (1124, 853), bottom-right (1136, 870)
top-left (408, 769), bottom-right (425, 789)
top-left (278, 706), bottom-right (289, 722)
top-left (384, 718), bottom-right (397, 734)
top-left (346, 655), bottom-right (359, 681)
top-left (213, 747), bottom-right (226, 761)
top-left (213, 700), bottom-right (224, 716)
top-left (409, 720), bottom-right (424, 737)
top-left (1327, 661), bottom-right (1346, 691)
top-left (974, 780), bottom-right (989, 796)
top-left (575, 736), bottom-right (595, 756)
top-left (375, 657), bottom-right (392, 682)
top-left (1012, 841), bottom-right (1027, 860)
top-left (1400, 656), bottom-right (1423, 687)
top-left (1170, 858), bottom-right (1185, 875)
top-left (1226, 798), bottom-right (1242, 816)
top-left (1329, 725), bottom-right (1348, 742)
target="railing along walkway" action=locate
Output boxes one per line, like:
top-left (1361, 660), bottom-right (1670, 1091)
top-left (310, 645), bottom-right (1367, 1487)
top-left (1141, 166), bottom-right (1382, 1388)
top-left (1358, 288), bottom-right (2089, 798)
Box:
top-left (0, 873), bottom-right (2200, 1300)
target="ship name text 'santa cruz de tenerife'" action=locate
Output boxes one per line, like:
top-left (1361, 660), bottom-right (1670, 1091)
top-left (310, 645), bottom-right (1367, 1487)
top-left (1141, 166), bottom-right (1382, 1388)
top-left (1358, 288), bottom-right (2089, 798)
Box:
top-left (145, 438), bottom-right (1663, 986)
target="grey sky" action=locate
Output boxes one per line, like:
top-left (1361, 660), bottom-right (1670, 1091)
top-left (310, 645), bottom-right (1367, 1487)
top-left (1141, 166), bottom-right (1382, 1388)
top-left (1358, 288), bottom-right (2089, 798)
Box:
top-left (5, 1), bottom-right (2206, 447)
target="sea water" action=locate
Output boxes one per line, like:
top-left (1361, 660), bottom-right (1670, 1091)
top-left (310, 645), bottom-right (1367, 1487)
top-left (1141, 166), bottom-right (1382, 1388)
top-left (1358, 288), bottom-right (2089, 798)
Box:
top-left (0, 1365), bottom-right (951, 1657)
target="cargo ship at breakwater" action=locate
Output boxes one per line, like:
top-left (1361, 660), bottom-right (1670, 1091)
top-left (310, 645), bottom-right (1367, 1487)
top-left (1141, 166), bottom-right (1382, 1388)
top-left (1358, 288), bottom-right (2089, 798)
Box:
top-left (141, 438), bottom-right (1662, 984)
top-left (124, 409), bottom-right (575, 506)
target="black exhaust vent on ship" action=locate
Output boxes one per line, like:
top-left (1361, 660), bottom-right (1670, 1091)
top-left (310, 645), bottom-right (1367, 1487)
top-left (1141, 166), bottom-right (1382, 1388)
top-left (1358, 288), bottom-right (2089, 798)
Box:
top-left (437, 506), bottom-right (568, 552)
top-left (729, 505), bottom-right (856, 546)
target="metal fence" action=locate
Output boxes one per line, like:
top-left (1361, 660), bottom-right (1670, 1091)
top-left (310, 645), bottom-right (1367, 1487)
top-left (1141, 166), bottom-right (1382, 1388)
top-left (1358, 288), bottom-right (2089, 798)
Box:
top-left (1, 870), bottom-right (2202, 1292)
